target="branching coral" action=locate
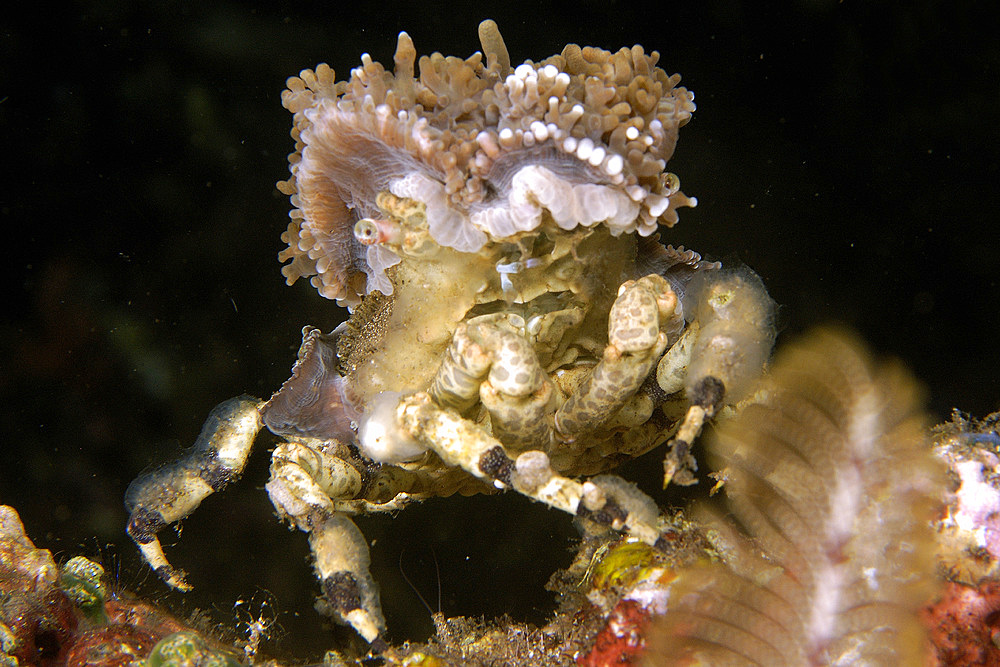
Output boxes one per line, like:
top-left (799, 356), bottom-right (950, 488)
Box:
top-left (644, 329), bottom-right (945, 665)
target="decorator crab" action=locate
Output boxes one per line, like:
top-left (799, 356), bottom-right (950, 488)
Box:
top-left (125, 21), bottom-right (775, 645)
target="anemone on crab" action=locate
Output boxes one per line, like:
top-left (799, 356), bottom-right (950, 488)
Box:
top-left (125, 20), bottom-right (775, 646)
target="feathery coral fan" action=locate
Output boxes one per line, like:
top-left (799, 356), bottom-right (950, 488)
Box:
top-left (645, 329), bottom-right (944, 665)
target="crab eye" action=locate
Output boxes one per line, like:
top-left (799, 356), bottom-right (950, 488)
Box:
top-left (354, 219), bottom-right (380, 245)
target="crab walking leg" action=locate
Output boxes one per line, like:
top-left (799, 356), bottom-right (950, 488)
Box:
top-left (264, 442), bottom-right (386, 643)
top-left (431, 315), bottom-right (555, 451)
top-left (397, 392), bottom-right (663, 547)
top-left (125, 395), bottom-right (263, 591)
top-left (555, 275), bottom-right (676, 439)
top-left (659, 267), bottom-right (776, 486)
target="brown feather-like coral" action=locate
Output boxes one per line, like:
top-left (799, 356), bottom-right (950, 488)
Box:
top-left (645, 329), bottom-right (944, 666)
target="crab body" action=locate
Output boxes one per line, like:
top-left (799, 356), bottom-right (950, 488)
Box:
top-left (125, 21), bottom-right (776, 646)
top-left (327, 191), bottom-right (683, 472)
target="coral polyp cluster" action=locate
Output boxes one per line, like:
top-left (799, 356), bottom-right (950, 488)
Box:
top-left (277, 20), bottom-right (696, 306)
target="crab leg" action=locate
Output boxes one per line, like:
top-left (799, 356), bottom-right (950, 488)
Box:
top-left (397, 392), bottom-right (663, 547)
top-left (659, 268), bottom-right (775, 486)
top-left (265, 441), bottom-right (386, 643)
top-left (554, 274), bottom-right (677, 439)
top-left (431, 314), bottom-right (555, 452)
top-left (125, 395), bottom-right (263, 591)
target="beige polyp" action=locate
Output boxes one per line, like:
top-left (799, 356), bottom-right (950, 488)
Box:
top-left (477, 20), bottom-right (510, 76)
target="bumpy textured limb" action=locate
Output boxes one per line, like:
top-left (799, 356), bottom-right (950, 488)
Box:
top-left (659, 267), bottom-right (776, 486)
top-left (396, 392), bottom-right (665, 547)
top-left (429, 321), bottom-right (492, 413)
top-left (431, 315), bottom-right (554, 451)
top-left (430, 275), bottom-right (676, 453)
top-left (555, 274), bottom-right (676, 439)
top-left (125, 396), bottom-right (263, 590)
top-left (265, 442), bottom-right (386, 643)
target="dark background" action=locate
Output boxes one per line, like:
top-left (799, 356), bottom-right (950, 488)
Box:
top-left (2, 0), bottom-right (998, 661)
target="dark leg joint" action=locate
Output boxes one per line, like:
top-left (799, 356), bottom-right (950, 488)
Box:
top-left (127, 507), bottom-right (166, 544)
top-left (322, 572), bottom-right (363, 615)
top-left (203, 459), bottom-right (239, 492)
top-left (478, 446), bottom-right (514, 486)
top-left (153, 565), bottom-right (181, 584)
top-left (577, 496), bottom-right (629, 530)
top-left (691, 375), bottom-right (726, 414)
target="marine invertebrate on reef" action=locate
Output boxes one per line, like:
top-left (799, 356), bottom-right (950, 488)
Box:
top-left (276, 19), bottom-right (699, 308)
top-left (0, 505), bottom-right (239, 667)
top-left (933, 410), bottom-right (1000, 584)
top-left (125, 20), bottom-right (776, 646)
top-left (58, 557), bottom-right (108, 624)
top-left (923, 412), bottom-right (1000, 665)
top-left (644, 329), bottom-right (945, 665)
